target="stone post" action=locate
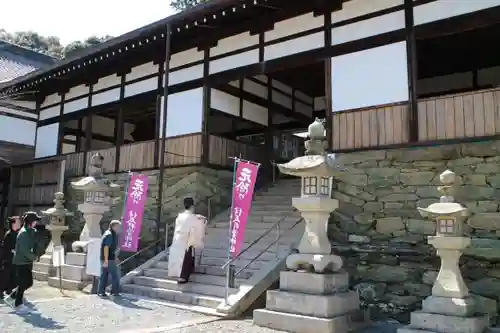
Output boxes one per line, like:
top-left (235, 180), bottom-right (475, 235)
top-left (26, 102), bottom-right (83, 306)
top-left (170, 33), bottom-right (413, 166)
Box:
top-left (398, 170), bottom-right (490, 333)
top-left (32, 192), bottom-right (72, 281)
top-left (50, 153), bottom-right (120, 290)
top-left (253, 118), bottom-right (368, 333)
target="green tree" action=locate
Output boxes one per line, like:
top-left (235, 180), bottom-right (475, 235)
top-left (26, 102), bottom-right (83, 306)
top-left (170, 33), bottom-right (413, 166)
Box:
top-left (170, 0), bottom-right (208, 12)
top-left (0, 29), bottom-right (113, 59)
top-left (63, 35), bottom-right (113, 58)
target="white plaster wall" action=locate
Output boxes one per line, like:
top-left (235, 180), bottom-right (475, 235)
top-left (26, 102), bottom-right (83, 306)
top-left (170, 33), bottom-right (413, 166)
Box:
top-left (35, 123), bottom-right (59, 158)
top-left (211, 89), bottom-right (240, 117)
top-left (414, 0), bottom-right (500, 26)
top-left (265, 12), bottom-right (323, 42)
top-left (65, 84), bottom-right (89, 100)
top-left (124, 76), bottom-right (157, 98)
top-left (264, 32), bottom-right (324, 61)
top-left (64, 97), bottom-right (88, 114)
top-left (93, 74), bottom-right (121, 92)
top-left (126, 62), bottom-right (158, 82)
top-left (159, 88), bottom-right (204, 137)
top-left (91, 88), bottom-right (120, 107)
top-left (332, 0), bottom-right (403, 23)
top-left (39, 106), bottom-right (60, 121)
top-left (331, 10), bottom-right (405, 45)
top-left (0, 106), bottom-right (37, 120)
top-left (169, 65), bottom-right (204, 86)
top-left (0, 115), bottom-right (36, 146)
top-left (331, 41), bottom-right (409, 111)
top-left (170, 48), bottom-right (204, 69)
top-left (211, 32), bottom-right (258, 57)
top-left (41, 93), bottom-right (61, 108)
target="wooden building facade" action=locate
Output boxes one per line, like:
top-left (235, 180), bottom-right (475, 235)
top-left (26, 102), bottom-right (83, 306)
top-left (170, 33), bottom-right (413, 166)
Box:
top-left (1, 0), bottom-right (500, 215)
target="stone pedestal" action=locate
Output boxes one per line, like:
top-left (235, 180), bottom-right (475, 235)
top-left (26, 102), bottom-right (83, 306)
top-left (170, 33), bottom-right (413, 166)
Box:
top-left (33, 225), bottom-right (68, 281)
top-left (49, 252), bottom-right (90, 290)
top-left (398, 170), bottom-right (490, 333)
top-left (254, 271), bottom-right (368, 333)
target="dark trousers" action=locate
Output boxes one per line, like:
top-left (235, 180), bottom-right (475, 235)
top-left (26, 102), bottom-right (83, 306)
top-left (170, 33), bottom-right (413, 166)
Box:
top-left (180, 246), bottom-right (195, 281)
top-left (12, 264), bottom-right (33, 307)
top-left (0, 262), bottom-right (16, 294)
top-left (98, 260), bottom-right (120, 295)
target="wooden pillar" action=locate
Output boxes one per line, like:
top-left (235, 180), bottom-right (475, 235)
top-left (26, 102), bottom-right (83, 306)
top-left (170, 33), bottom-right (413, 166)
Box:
top-left (201, 49), bottom-right (211, 166)
top-left (114, 74), bottom-right (126, 173)
top-left (265, 77), bottom-right (274, 179)
top-left (57, 93), bottom-right (66, 155)
top-left (156, 25), bottom-right (172, 252)
top-left (83, 83), bottom-right (93, 175)
top-left (76, 118), bottom-right (83, 152)
top-left (405, 0), bottom-right (419, 142)
top-left (154, 54), bottom-right (165, 168)
top-left (324, 9), bottom-right (333, 151)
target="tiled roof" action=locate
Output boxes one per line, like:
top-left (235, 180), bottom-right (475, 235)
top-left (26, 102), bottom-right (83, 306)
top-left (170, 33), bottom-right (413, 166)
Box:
top-left (0, 40), bottom-right (57, 83)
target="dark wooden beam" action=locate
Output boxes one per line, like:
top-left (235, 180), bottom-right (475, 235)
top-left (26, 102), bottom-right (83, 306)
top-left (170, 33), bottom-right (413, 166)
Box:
top-left (201, 49), bottom-right (211, 166)
top-left (115, 75), bottom-right (126, 173)
top-left (405, 0), bottom-right (418, 142)
top-left (64, 127), bottom-right (132, 144)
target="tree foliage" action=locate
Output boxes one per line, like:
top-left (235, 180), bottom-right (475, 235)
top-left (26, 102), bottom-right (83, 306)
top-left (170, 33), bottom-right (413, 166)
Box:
top-left (170, 0), bottom-right (208, 12)
top-left (0, 29), bottom-right (113, 59)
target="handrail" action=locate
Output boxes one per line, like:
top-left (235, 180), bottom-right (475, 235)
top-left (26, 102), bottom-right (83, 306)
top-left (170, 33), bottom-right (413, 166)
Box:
top-left (221, 208), bottom-right (297, 270)
top-left (234, 217), bottom-right (303, 276)
top-left (118, 236), bottom-right (166, 268)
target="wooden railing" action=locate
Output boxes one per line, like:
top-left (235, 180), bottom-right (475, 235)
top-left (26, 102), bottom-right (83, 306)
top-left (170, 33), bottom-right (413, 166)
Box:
top-left (120, 140), bottom-right (155, 172)
top-left (418, 88), bottom-right (500, 141)
top-left (330, 87), bottom-right (500, 150)
top-left (208, 135), bottom-right (266, 168)
top-left (164, 133), bottom-right (202, 166)
top-left (332, 104), bottom-right (410, 150)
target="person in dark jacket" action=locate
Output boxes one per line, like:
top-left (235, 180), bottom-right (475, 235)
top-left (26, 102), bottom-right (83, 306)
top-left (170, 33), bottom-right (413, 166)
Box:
top-left (4, 212), bottom-right (41, 311)
top-left (34, 223), bottom-right (52, 258)
top-left (0, 216), bottom-right (21, 296)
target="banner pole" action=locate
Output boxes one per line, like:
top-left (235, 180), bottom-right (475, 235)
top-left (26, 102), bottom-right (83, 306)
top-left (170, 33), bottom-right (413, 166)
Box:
top-left (225, 156), bottom-right (239, 303)
top-left (118, 171), bottom-right (132, 249)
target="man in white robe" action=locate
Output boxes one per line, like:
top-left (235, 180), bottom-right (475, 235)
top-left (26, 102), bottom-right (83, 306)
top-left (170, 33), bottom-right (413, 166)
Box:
top-left (167, 197), bottom-right (207, 283)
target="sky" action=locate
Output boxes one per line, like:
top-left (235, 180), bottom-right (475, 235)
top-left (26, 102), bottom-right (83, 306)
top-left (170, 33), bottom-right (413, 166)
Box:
top-left (0, 0), bottom-right (176, 45)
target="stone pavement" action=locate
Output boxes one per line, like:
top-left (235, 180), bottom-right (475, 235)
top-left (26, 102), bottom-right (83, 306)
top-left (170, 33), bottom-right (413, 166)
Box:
top-left (164, 318), bottom-right (401, 333)
top-left (0, 281), bottom-right (218, 333)
top-left (1, 281), bottom-right (401, 333)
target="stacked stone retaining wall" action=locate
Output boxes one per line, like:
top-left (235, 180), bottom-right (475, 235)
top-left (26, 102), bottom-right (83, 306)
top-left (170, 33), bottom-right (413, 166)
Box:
top-left (330, 140), bottom-right (500, 324)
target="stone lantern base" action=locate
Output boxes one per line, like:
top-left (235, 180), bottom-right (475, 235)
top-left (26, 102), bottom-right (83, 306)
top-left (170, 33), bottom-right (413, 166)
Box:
top-left (48, 251), bottom-right (91, 290)
top-left (397, 310), bottom-right (489, 333)
top-left (253, 270), bottom-right (369, 333)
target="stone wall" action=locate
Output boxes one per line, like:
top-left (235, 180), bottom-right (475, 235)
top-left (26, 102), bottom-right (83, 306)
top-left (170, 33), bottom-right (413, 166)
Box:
top-left (330, 140), bottom-right (500, 324)
top-left (63, 166), bottom-right (233, 254)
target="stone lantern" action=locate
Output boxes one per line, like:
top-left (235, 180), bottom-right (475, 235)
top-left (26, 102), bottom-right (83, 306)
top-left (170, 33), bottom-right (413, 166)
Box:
top-left (254, 118), bottom-right (368, 333)
top-left (52, 153), bottom-right (120, 290)
top-left (398, 170), bottom-right (490, 333)
top-left (33, 192), bottom-right (73, 282)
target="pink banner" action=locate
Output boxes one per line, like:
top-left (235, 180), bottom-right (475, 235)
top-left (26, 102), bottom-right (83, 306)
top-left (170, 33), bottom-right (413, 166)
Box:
top-left (120, 173), bottom-right (149, 252)
top-left (229, 161), bottom-right (260, 257)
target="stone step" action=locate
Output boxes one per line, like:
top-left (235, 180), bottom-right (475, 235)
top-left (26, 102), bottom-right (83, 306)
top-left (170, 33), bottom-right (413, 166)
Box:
top-left (204, 233), bottom-right (300, 247)
top-left (33, 270), bottom-right (49, 281)
top-left (253, 309), bottom-right (350, 333)
top-left (122, 284), bottom-right (223, 309)
top-left (154, 261), bottom-right (256, 279)
top-left (212, 219), bottom-right (301, 229)
top-left (143, 270), bottom-right (246, 287)
top-left (211, 209), bottom-right (297, 222)
top-left (132, 276), bottom-right (238, 298)
top-left (203, 240), bottom-right (295, 252)
top-left (198, 248), bottom-right (289, 261)
top-left (409, 311), bottom-right (489, 333)
top-left (200, 256), bottom-right (278, 270)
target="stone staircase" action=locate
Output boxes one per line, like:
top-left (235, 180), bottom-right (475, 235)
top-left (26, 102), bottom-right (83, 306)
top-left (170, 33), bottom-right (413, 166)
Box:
top-left (121, 178), bottom-right (304, 315)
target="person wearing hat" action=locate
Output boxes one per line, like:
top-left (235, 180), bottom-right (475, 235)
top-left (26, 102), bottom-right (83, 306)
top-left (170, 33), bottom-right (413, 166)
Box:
top-left (4, 211), bottom-right (41, 311)
top-left (97, 220), bottom-right (121, 297)
top-left (0, 216), bottom-right (21, 297)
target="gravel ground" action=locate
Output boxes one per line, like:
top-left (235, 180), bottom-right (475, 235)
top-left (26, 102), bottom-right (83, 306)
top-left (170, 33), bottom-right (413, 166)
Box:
top-left (0, 294), bottom-right (217, 333)
top-left (164, 317), bottom-right (402, 333)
